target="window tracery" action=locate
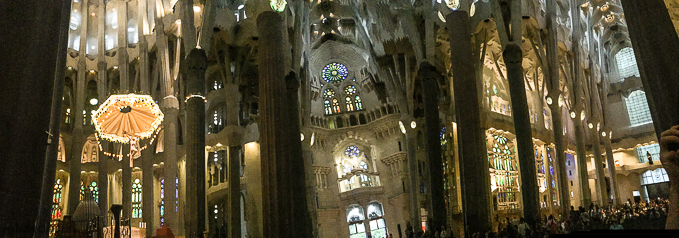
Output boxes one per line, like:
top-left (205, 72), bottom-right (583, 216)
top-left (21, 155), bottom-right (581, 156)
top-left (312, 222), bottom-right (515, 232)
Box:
top-left (132, 179), bottom-right (142, 218)
top-left (625, 90), bottom-right (653, 126)
top-left (322, 63), bottom-right (348, 83)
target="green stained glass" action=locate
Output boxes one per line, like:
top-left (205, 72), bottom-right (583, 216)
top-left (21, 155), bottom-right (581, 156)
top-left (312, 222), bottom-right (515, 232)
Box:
top-left (270, 0), bottom-right (287, 12)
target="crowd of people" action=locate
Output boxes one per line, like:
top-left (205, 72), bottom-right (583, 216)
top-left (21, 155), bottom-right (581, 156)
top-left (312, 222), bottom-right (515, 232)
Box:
top-left (402, 198), bottom-right (669, 238)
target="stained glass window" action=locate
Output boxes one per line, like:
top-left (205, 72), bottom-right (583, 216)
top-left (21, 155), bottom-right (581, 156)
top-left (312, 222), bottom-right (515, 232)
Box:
top-left (80, 181), bottom-right (85, 201)
top-left (332, 98), bottom-right (341, 114)
top-left (345, 145), bottom-right (360, 158)
top-left (132, 179), bottom-right (142, 218)
top-left (324, 88), bottom-right (335, 98)
top-left (322, 63), bottom-right (348, 83)
top-left (89, 181), bottom-right (99, 203)
top-left (160, 178), bottom-right (164, 226)
top-left (345, 86), bottom-right (357, 112)
top-left (324, 100), bottom-right (332, 115)
top-left (354, 96), bottom-right (363, 110)
top-left (440, 127), bottom-right (447, 146)
top-left (51, 179), bottom-right (64, 236)
top-left (324, 89), bottom-right (337, 115)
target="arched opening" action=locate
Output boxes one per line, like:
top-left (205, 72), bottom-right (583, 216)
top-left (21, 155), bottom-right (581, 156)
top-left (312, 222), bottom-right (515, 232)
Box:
top-left (359, 114), bottom-right (367, 124)
top-left (347, 204), bottom-right (366, 238)
top-left (367, 201), bottom-right (387, 237)
top-left (349, 115), bottom-right (358, 126)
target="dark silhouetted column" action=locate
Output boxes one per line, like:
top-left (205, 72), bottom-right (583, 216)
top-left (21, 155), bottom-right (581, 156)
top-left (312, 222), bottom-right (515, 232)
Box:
top-left (445, 11), bottom-right (491, 235)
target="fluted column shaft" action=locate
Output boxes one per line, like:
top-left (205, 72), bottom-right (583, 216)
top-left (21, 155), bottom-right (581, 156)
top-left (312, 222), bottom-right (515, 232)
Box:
top-left (574, 123), bottom-right (592, 207)
top-left (224, 83), bottom-right (243, 238)
top-left (142, 142), bottom-right (154, 237)
top-left (96, 0), bottom-right (109, 218)
top-left (122, 145), bottom-right (132, 219)
top-left (603, 138), bottom-right (620, 206)
top-left (118, 2), bottom-right (129, 92)
top-left (446, 11), bottom-right (491, 235)
top-left (403, 126), bottom-right (419, 232)
top-left (286, 72), bottom-right (312, 238)
top-left (590, 128), bottom-right (608, 206)
top-left (184, 48), bottom-right (207, 237)
top-left (256, 11), bottom-right (293, 237)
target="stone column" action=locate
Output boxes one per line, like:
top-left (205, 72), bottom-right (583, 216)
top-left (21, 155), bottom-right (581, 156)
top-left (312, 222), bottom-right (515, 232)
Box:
top-left (256, 11), bottom-right (293, 237)
top-left (419, 62), bottom-right (446, 229)
top-left (504, 43), bottom-right (539, 225)
top-left (96, 0), bottom-right (109, 216)
top-left (603, 137), bottom-right (620, 206)
top-left (286, 72), bottom-right (313, 238)
top-left (590, 125), bottom-right (608, 206)
top-left (573, 122), bottom-right (592, 207)
top-left (67, 0), bottom-right (90, 215)
top-left (118, 1), bottom-right (129, 92)
top-left (403, 118), bottom-right (420, 232)
top-left (569, 0), bottom-right (592, 208)
top-left (620, 1), bottom-right (679, 229)
top-left (122, 145), bottom-right (132, 219)
top-left (180, 0), bottom-right (196, 53)
top-left (184, 48), bottom-right (207, 237)
top-left (142, 142), bottom-right (155, 237)
top-left (546, 0), bottom-right (570, 216)
top-left (34, 0), bottom-right (71, 235)
top-left (223, 83), bottom-right (243, 238)
top-left (445, 11), bottom-right (491, 235)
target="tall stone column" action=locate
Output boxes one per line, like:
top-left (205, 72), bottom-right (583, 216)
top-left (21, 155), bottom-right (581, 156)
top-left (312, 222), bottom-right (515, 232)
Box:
top-left (504, 43), bottom-right (539, 225)
top-left (142, 142), bottom-right (154, 237)
top-left (590, 125), bottom-right (608, 206)
top-left (403, 125), bottom-right (420, 232)
top-left (223, 83), bottom-right (243, 238)
top-left (620, 3), bottom-right (679, 228)
top-left (569, 0), bottom-right (592, 208)
top-left (122, 145), bottom-right (132, 219)
top-left (256, 11), bottom-right (294, 237)
top-left (419, 62), bottom-right (446, 229)
top-left (445, 11), bottom-right (491, 235)
top-left (286, 72), bottom-right (313, 238)
top-left (573, 122), bottom-right (592, 207)
top-left (118, 1), bottom-right (129, 92)
top-left (184, 48), bottom-right (207, 237)
top-left (603, 137), bottom-right (620, 205)
top-left (546, 0), bottom-right (570, 216)
top-left (67, 0), bottom-right (90, 215)
top-left (34, 0), bottom-right (71, 235)
top-left (96, 0), bottom-right (109, 217)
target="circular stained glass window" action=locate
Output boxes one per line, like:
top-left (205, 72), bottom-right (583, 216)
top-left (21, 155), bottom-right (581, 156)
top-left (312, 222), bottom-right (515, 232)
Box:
top-left (345, 145), bottom-right (360, 158)
top-left (322, 63), bottom-right (348, 83)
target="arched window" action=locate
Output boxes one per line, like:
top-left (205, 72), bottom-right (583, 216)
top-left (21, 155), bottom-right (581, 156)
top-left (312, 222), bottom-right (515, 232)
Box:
top-left (332, 98), bottom-right (341, 114)
top-left (346, 205), bottom-right (366, 238)
top-left (615, 47), bottom-right (640, 80)
top-left (51, 179), bottom-right (64, 236)
top-left (625, 90), bottom-right (653, 126)
top-left (355, 96), bottom-right (363, 110)
top-left (344, 85), bottom-right (363, 112)
top-left (367, 201), bottom-right (387, 238)
top-left (132, 179), bottom-right (142, 218)
top-left (440, 127), bottom-right (447, 146)
top-left (324, 89), bottom-right (336, 115)
top-left (89, 181), bottom-right (99, 203)
top-left (160, 178), bottom-right (165, 226)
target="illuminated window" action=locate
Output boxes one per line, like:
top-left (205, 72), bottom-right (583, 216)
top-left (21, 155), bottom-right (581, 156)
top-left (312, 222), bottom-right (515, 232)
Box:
top-left (367, 202), bottom-right (387, 238)
top-left (625, 90), bottom-right (653, 126)
top-left (440, 127), bottom-right (447, 146)
top-left (324, 89), bottom-right (336, 115)
top-left (80, 181), bottom-right (86, 201)
top-left (89, 181), bottom-right (99, 203)
top-left (50, 179), bottom-right (64, 236)
top-left (132, 179), bottom-right (142, 218)
top-left (160, 178), bottom-right (164, 226)
top-left (345, 85), bottom-right (357, 112)
top-left (636, 143), bottom-right (660, 163)
top-left (355, 96), bottom-right (363, 110)
top-left (640, 168), bottom-right (669, 185)
top-left (345, 145), bottom-right (360, 158)
top-left (347, 205), bottom-right (366, 238)
top-left (615, 47), bottom-right (640, 80)
top-left (322, 63), bottom-right (348, 83)
top-left (332, 98), bottom-right (341, 114)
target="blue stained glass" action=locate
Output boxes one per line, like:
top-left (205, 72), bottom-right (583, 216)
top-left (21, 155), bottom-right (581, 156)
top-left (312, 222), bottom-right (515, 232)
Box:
top-left (345, 145), bottom-right (360, 158)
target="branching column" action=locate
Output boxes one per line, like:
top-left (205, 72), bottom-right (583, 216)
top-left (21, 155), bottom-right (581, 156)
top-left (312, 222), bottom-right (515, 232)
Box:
top-left (185, 48), bottom-right (207, 237)
top-left (446, 11), bottom-right (491, 235)
top-left (546, 0), bottom-right (570, 216)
